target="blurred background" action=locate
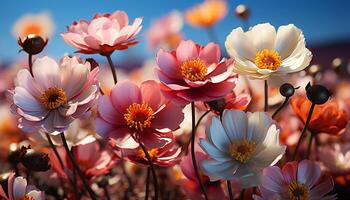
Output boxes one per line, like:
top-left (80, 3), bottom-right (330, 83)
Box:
top-left (0, 0), bottom-right (350, 69)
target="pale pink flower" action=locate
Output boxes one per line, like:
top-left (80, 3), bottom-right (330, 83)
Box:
top-left (95, 80), bottom-right (184, 141)
top-left (318, 142), bottom-right (350, 175)
top-left (109, 131), bottom-right (181, 167)
top-left (10, 56), bottom-right (99, 133)
top-left (177, 151), bottom-right (225, 200)
top-left (49, 138), bottom-right (117, 182)
top-left (255, 160), bottom-right (336, 200)
top-left (0, 172), bottom-right (45, 200)
top-left (156, 40), bottom-right (236, 105)
top-left (146, 11), bottom-right (183, 50)
top-left (61, 11), bottom-right (142, 55)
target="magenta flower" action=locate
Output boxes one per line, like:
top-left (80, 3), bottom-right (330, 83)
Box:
top-left (61, 11), bottom-right (142, 55)
top-left (156, 40), bottom-right (236, 105)
top-left (0, 172), bottom-right (45, 200)
top-left (95, 80), bottom-right (184, 141)
top-left (49, 138), bottom-right (117, 181)
top-left (178, 151), bottom-right (225, 200)
top-left (254, 159), bottom-right (336, 200)
top-left (109, 131), bottom-right (181, 167)
top-left (10, 56), bottom-right (99, 133)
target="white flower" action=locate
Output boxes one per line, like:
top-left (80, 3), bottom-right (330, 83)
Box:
top-left (199, 110), bottom-right (286, 188)
top-left (225, 23), bottom-right (312, 79)
top-left (12, 12), bottom-right (55, 40)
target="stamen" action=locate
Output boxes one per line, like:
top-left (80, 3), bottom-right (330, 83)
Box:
top-left (287, 181), bottom-right (310, 200)
top-left (40, 87), bottom-right (67, 110)
top-left (124, 103), bottom-right (154, 131)
top-left (255, 49), bottom-right (282, 71)
top-left (180, 58), bottom-right (207, 81)
top-left (229, 139), bottom-right (256, 163)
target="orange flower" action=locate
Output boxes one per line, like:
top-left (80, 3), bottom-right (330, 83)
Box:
top-left (185, 0), bottom-right (227, 28)
top-left (291, 95), bottom-right (348, 135)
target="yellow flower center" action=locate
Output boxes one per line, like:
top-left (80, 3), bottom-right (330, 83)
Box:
top-left (124, 103), bottom-right (154, 131)
top-left (137, 148), bottom-right (158, 159)
top-left (229, 139), bottom-right (256, 163)
top-left (255, 49), bottom-right (282, 70)
top-left (287, 181), bottom-right (310, 200)
top-left (180, 58), bottom-right (207, 81)
top-left (40, 87), bottom-right (67, 110)
top-left (19, 195), bottom-right (35, 200)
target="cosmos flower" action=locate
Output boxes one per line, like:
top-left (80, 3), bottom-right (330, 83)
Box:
top-left (12, 12), bottom-right (54, 41)
top-left (199, 110), bottom-right (286, 188)
top-left (61, 11), bottom-right (142, 55)
top-left (109, 131), bottom-right (181, 167)
top-left (156, 40), bottom-right (236, 105)
top-left (291, 95), bottom-right (348, 135)
top-left (10, 56), bottom-right (99, 133)
top-left (225, 23), bottom-right (312, 79)
top-left (255, 160), bottom-right (336, 200)
top-left (0, 172), bottom-right (45, 200)
top-left (49, 138), bottom-right (117, 181)
top-left (178, 151), bottom-right (225, 200)
top-left (318, 142), bottom-right (350, 175)
top-left (95, 80), bottom-right (184, 141)
top-left (146, 11), bottom-right (183, 50)
top-left (185, 0), bottom-right (227, 28)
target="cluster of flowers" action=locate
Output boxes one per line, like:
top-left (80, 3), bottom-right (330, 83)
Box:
top-left (1, 1), bottom-right (349, 199)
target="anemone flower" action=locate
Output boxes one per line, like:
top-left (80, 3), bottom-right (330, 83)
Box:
top-left (178, 151), bottom-right (225, 200)
top-left (185, 0), bottom-right (227, 28)
top-left (95, 80), bottom-right (184, 141)
top-left (146, 11), bottom-right (183, 50)
top-left (0, 172), bottom-right (45, 200)
top-left (254, 160), bottom-right (336, 200)
top-left (225, 23), bottom-right (312, 79)
top-left (109, 131), bottom-right (181, 167)
top-left (61, 11), bottom-right (142, 56)
top-left (199, 110), bottom-right (286, 188)
top-left (10, 56), bottom-right (99, 133)
top-left (49, 138), bottom-right (117, 182)
top-left (156, 40), bottom-right (236, 105)
top-left (291, 95), bottom-right (348, 135)
top-left (318, 142), bottom-right (350, 175)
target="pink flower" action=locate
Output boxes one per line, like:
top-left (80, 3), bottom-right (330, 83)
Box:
top-left (109, 131), bottom-right (181, 167)
top-left (255, 160), bottom-right (336, 200)
top-left (177, 151), bottom-right (225, 200)
top-left (0, 172), bottom-right (45, 200)
top-left (49, 138), bottom-right (117, 182)
top-left (10, 56), bottom-right (99, 133)
top-left (156, 40), bottom-right (236, 105)
top-left (95, 80), bottom-right (184, 141)
top-left (146, 11), bottom-right (183, 50)
top-left (61, 11), bottom-right (142, 55)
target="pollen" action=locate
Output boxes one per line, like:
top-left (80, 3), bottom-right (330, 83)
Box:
top-left (229, 139), bottom-right (256, 163)
top-left (137, 148), bottom-right (158, 159)
top-left (255, 49), bottom-right (282, 71)
top-left (124, 103), bottom-right (154, 131)
top-left (19, 195), bottom-right (35, 200)
top-left (287, 181), bottom-right (310, 200)
top-left (40, 87), bottom-right (67, 110)
top-left (180, 58), bottom-right (207, 81)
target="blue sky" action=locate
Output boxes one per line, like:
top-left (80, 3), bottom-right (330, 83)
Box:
top-left (0, 0), bottom-right (349, 62)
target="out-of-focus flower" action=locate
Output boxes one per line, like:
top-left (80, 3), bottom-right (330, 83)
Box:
top-left (29, 120), bottom-right (96, 149)
top-left (199, 110), bottom-right (286, 188)
top-left (291, 95), bottom-right (348, 135)
top-left (225, 23), bottom-right (312, 79)
top-left (10, 56), bottom-right (99, 133)
top-left (110, 132), bottom-right (181, 167)
top-left (12, 12), bottom-right (54, 41)
top-left (95, 80), bottom-right (184, 141)
top-left (185, 0), bottom-right (227, 28)
top-left (177, 151), bottom-right (225, 200)
top-left (318, 143), bottom-right (350, 175)
top-left (255, 160), bottom-right (336, 200)
top-left (156, 40), bottom-right (236, 105)
top-left (20, 150), bottom-right (51, 172)
top-left (0, 172), bottom-right (45, 200)
top-left (277, 107), bottom-right (303, 146)
top-left (50, 138), bottom-right (117, 181)
top-left (146, 11), bottom-right (183, 50)
top-left (61, 11), bottom-right (142, 55)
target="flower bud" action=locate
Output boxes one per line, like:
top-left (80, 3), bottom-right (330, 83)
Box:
top-left (21, 150), bottom-right (51, 172)
top-left (206, 98), bottom-right (225, 114)
top-left (279, 83), bottom-right (296, 98)
top-left (235, 4), bottom-right (250, 20)
top-left (18, 34), bottom-right (48, 55)
top-left (305, 82), bottom-right (331, 105)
